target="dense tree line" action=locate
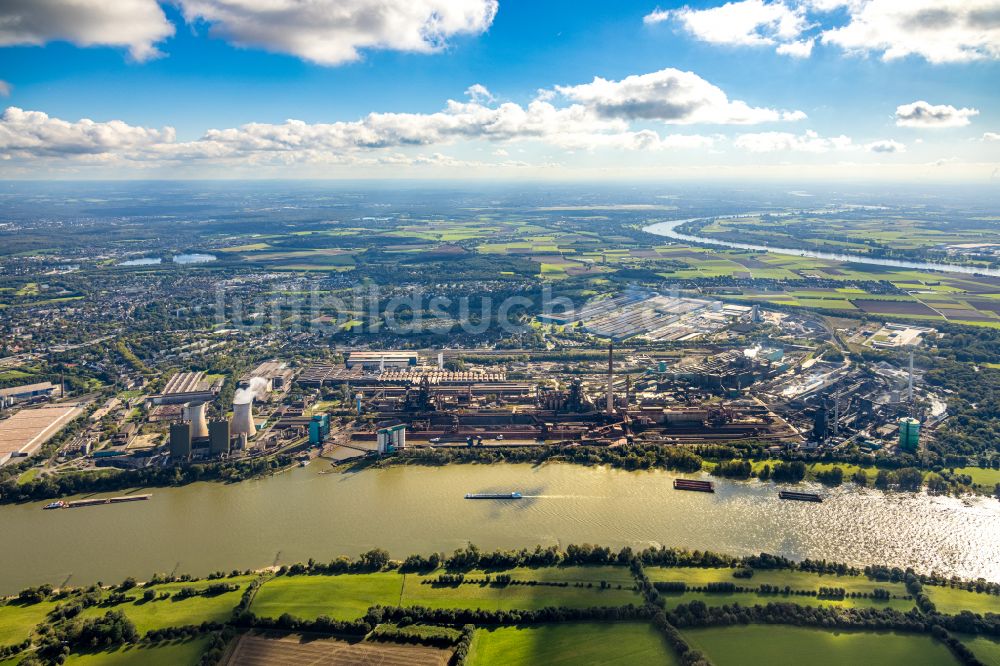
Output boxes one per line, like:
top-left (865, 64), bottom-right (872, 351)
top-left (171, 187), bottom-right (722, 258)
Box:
top-left (369, 603), bottom-right (651, 627)
top-left (381, 443), bottom-right (704, 474)
top-left (450, 625), bottom-right (476, 666)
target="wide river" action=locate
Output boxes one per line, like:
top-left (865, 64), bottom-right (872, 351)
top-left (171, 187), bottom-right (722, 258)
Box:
top-left (2, 463), bottom-right (999, 594)
top-left (644, 217), bottom-right (1000, 278)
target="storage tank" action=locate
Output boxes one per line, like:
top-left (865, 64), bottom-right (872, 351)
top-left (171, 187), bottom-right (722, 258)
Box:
top-left (183, 401), bottom-right (209, 439)
top-left (231, 399), bottom-right (255, 437)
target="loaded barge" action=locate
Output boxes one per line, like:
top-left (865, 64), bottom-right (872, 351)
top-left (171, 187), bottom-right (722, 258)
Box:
top-left (465, 492), bottom-right (523, 500)
top-left (673, 479), bottom-right (715, 493)
top-left (778, 490), bottom-right (823, 503)
top-left (43, 494), bottom-right (152, 509)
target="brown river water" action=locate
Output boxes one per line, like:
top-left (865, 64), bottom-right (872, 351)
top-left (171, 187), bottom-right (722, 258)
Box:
top-left (1, 463), bottom-right (998, 593)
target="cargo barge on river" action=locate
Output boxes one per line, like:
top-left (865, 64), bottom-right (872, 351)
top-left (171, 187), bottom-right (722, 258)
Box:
top-left (465, 492), bottom-right (523, 500)
top-left (673, 479), bottom-right (715, 493)
top-left (778, 490), bottom-right (823, 503)
top-left (43, 494), bottom-right (152, 509)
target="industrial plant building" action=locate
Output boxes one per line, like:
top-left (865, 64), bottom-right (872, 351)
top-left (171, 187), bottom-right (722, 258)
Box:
top-left (147, 371), bottom-right (223, 405)
top-left (0, 404), bottom-right (83, 466)
top-left (345, 351), bottom-right (418, 369)
top-left (240, 360), bottom-right (294, 393)
top-left (0, 381), bottom-right (61, 407)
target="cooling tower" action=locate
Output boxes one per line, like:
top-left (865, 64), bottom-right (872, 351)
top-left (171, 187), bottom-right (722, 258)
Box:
top-left (231, 399), bottom-right (255, 436)
top-left (183, 401), bottom-right (209, 439)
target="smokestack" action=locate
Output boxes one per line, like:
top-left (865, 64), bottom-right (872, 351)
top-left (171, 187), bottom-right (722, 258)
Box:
top-left (184, 401), bottom-right (209, 439)
top-left (438, 351), bottom-right (444, 370)
top-left (908, 350), bottom-right (914, 402)
top-left (231, 399), bottom-right (255, 436)
top-left (606, 341), bottom-right (614, 415)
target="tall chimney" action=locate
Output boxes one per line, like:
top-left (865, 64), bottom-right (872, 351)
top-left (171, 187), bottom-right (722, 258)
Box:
top-left (908, 350), bottom-right (914, 402)
top-left (606, 341), bottom-right (614, 415)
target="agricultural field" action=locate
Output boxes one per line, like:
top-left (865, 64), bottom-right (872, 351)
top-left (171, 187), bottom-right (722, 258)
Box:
top-left (467, 622), bottom-right (677, 666)
top-left (227, 632), bottom-right (452, 666)
top-left (63, 638), bottom-right (210, 666)
top-left (683, 625), bottom-right (958, 666)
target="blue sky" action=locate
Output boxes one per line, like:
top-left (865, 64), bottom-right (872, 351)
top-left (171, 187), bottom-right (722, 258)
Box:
top-left (0, 0), bottom-right (997, 180)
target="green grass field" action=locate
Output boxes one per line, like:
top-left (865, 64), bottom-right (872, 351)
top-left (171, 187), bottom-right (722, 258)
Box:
top-left (403, 576), bottom-right (640, 612)
top-left (659, 590), bottom-right (913, 611)
top-left (959, 635), bottom-right (1000, 666)
top-left (64, 637), bottom-right (209, 666)
top-left (926, 586), bottom-right (1000, 615)
top-left (645, 567), bottom-right (913, 611)
top-left (646, 566), bottom-right (909, 596)
top-left (250, 572), bottom-right (403, 621)
top-left (77, 577), bottom-right (253, 635)
top-left (468, 623), bottom-right (677, 666)
top-left (0, 600), bottom-right (58, 645)
top-left (684, 625), bottom-right (957, 666)
top-left (251, 567), bottom-right (642, 620)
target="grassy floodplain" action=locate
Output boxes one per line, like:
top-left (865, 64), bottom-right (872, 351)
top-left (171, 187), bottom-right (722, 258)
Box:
top-left (0, 599), bottom-right (59, 645)
top-left (74, 576), bottom-right (254, 635)
top-left (684, 625), bottom-right (958, 666)
top-left (467, 622), bottom-right (678, 666)
top-left (645, 566), bottom-right (914, 611)
top-left (959, 635), bottom-right (1000, 665)
top-left (63, 638), bottom-right (210, 666)
top-left (250, 566), bottom-right (641, 620)
top-left (926, 585), bottom-right (1000, 615)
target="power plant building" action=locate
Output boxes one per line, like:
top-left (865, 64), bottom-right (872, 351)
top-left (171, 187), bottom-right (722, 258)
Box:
top-left (208, 419), bottom-right (231, 455)
top-left (169, 422), bottom-right (192, 461)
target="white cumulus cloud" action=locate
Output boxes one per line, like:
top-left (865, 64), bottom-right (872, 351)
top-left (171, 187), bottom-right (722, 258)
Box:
top-left (554, 68), bottom-right (805, 124)
top-left (647, 0), bottom-right (1000, 64)
top-left (0, 0), bottom-right (174, 61)
top-left (177, 0), bottom-right (498, 65)
top-left (822, 0), bottom-right (1000, 64)
top-left (984, 132), bottom-right (1000, 141)
top-left (649, 0), bottom-right (809, 49)
top-left (0, 107), bottom-right (174, 158)
top-left (895, 101), bottom-right (979, 128)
